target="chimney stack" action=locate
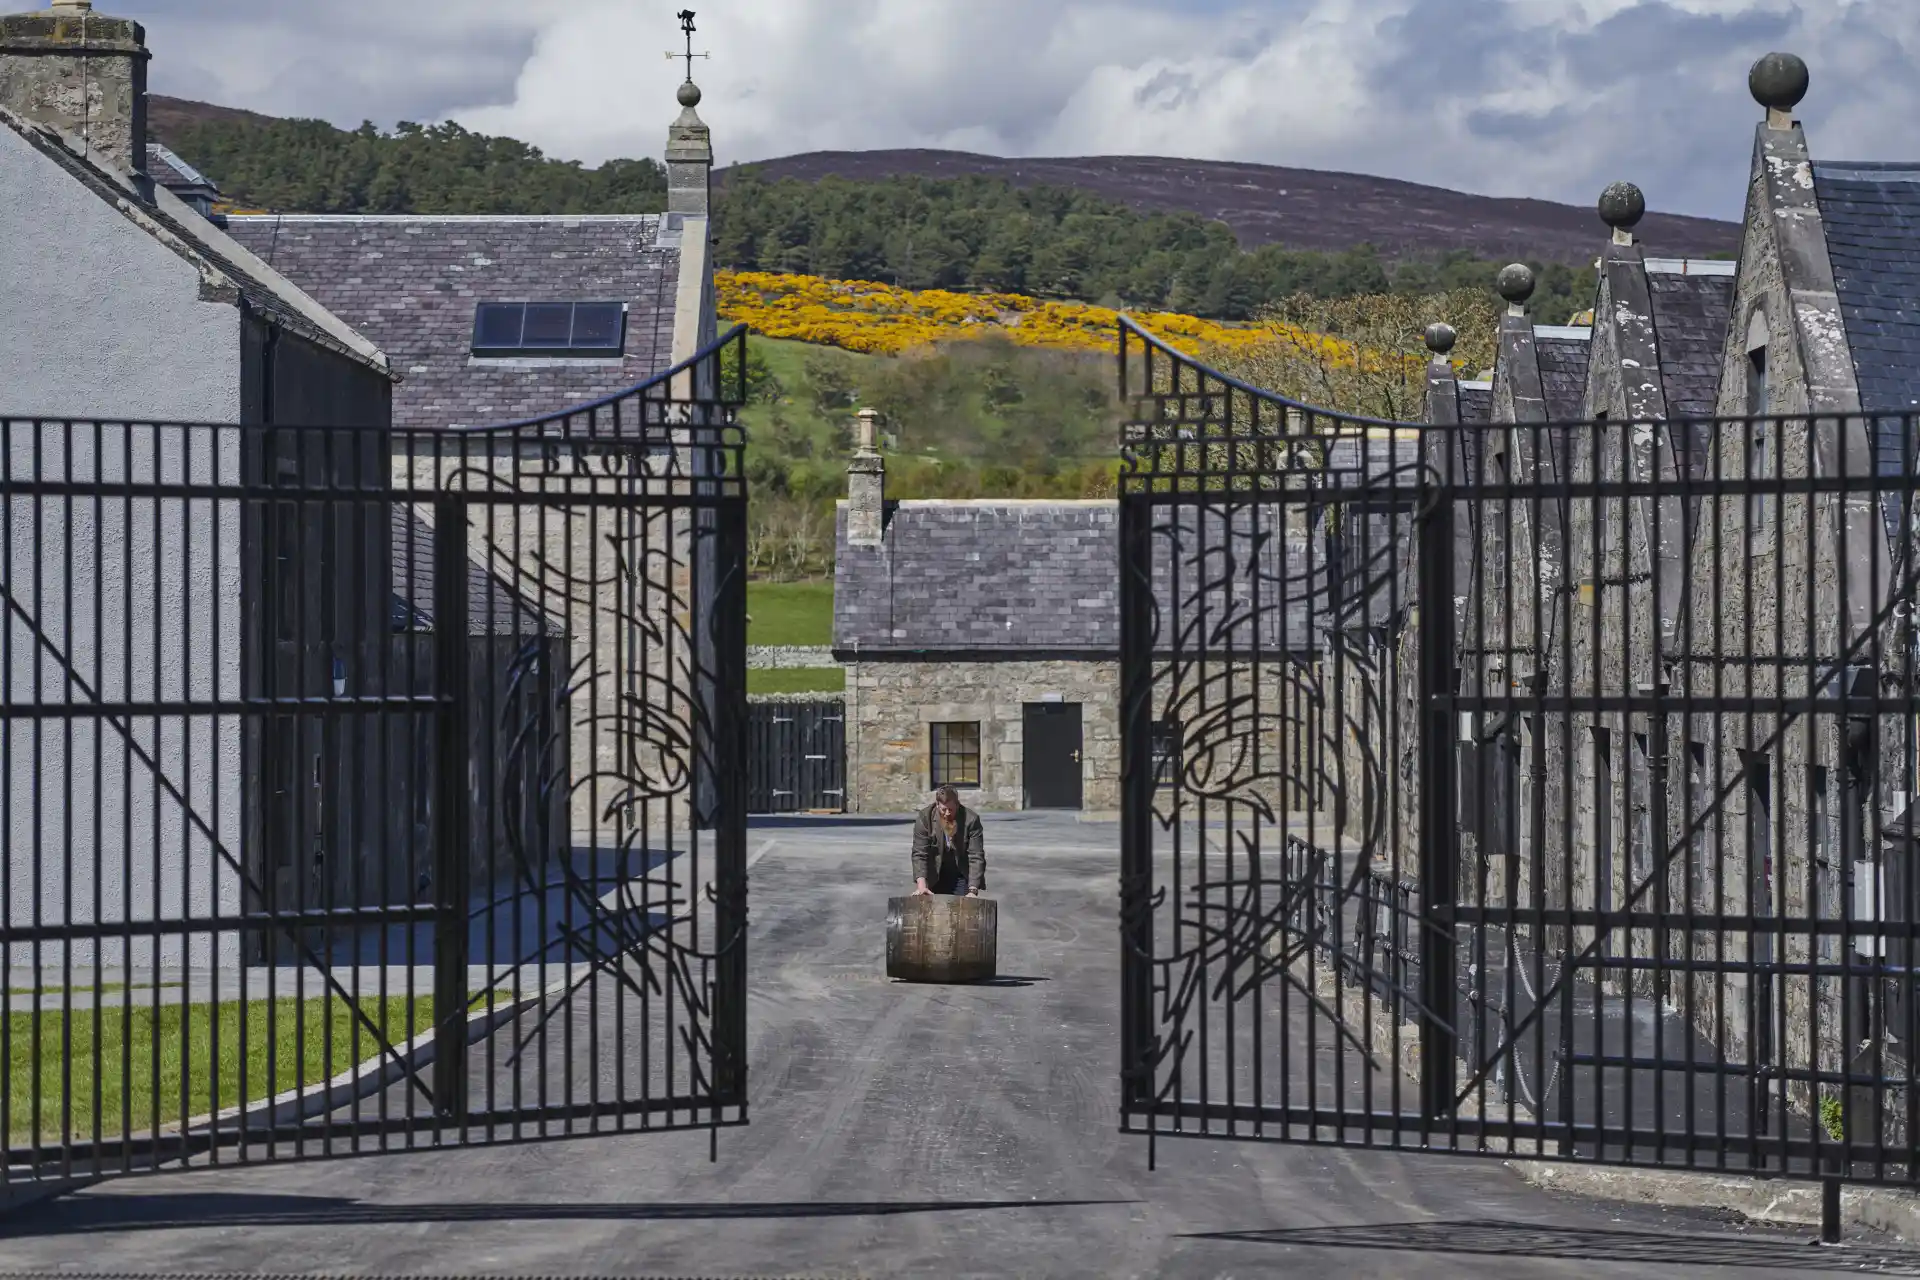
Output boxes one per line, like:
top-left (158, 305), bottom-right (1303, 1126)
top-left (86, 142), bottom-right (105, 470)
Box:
top-left (847, 408), bottom-right (886, 548)
top-left (0, 0), bottom-right (149, 174)
top-left (665, 79), bottom-right (712, 218)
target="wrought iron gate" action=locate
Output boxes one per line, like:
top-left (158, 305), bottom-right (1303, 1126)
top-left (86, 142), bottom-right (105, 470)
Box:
top-left (3, 326), bottom-right (750, 1187)
top-left (1117, 316), bottom-right (1920, 1187)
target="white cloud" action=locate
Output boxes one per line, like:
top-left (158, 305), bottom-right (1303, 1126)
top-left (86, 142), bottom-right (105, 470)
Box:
top-left (119, 0), bottom-right (1920, 220)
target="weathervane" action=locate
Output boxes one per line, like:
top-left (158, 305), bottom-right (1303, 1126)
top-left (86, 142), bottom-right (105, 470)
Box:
top-left (667, 10), bottom-right (709, 83)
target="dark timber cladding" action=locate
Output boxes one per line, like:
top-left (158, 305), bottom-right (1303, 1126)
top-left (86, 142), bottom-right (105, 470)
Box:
top-left (2, 326), bottom-right (753, 1185)
top-left (1114, 309), bottom-right (1920, 1188)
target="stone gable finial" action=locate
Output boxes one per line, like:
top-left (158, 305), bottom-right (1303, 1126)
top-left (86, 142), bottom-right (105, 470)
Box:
top-left (664, 9), bottom-right (712, 218)
top-left (1424, 322), bottom-right (1456, 357)
top-left (1750, 51), bottom-right (1808, 130)
top-left (1598, 181), bottom-right (1644, 246)
top-left (1496, 263), bottom-right (1535, 317)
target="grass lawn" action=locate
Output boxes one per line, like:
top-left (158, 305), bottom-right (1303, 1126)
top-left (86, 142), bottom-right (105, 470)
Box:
top-left (747, 579), bottom-right (833, 647)
top-left (7, 993), bottom-right (432, 1144)
top-left (747, 667), bottom-right (845, 695)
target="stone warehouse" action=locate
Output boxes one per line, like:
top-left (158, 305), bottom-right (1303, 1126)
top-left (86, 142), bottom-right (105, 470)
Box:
top-left (833, 408), bottom-right (1121, 813)
top-left (834, 409), bottom-right (1327, 815)
top-left (1325, 53), bottom-right (1920, 1134)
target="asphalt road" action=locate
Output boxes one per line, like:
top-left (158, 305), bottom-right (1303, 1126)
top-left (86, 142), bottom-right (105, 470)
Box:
top-left (3, 812), bottom-right (1912, 1279)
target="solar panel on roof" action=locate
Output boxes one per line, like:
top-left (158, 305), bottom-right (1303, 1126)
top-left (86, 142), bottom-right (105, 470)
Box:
top-left (471, 301), bottom-right (628, 357)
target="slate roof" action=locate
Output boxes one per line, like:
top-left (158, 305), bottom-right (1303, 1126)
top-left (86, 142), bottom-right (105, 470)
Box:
top-left (1458, 383), bottom-right (1493, 426)
top-left (1813, 163), bottom-right (1920, 488)
top-left (835, 501), bottom-right (1117, 653)
top-left (1534, 331), bottom-right (1592, 422)
top-left (833, 499), bottom-right (1329, 655)
top-left (144, 143), bottom-right (218, 206)
top-left (834, 437), bottom-right (1424, 655)
top-left (221, 214), bottom-right (685, 430)
top-left (1645, 263), bottom-right (1736, 477)
top-left (389, 506), bottom-right (564, 637)
top-left (0, 108), bottom-right (388, 375)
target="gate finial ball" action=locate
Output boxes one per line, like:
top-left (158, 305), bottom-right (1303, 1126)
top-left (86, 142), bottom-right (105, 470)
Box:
top-left (1495, 263), bottom-right (1535, 306)
top-left (1750, 52), bottom-right (1809, 114)
top-left (1424, 322), bottom-right (1456, 356)
top-left (1598, 181), bottom-right (1645, 231)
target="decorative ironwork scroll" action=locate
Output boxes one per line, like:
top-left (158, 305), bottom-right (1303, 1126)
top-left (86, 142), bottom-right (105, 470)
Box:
top-left (1115, 315), bottom-right (1920, 1192)
top-left (3, 325), bottom-right (750, 1185)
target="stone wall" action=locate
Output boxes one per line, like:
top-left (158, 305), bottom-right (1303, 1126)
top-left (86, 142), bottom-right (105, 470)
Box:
top-left (843, 658), bottom-right (1118, 813)
top-left (749, 645), bottom-right (838, 669)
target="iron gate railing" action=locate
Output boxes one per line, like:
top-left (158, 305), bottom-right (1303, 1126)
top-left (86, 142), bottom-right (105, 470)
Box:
top-left (3, 325), bottom-right (751, 1186)
top-left (748, 699), bottom-right (846, 813)
top-left (1116, 315), bottom-right (1920, 1187)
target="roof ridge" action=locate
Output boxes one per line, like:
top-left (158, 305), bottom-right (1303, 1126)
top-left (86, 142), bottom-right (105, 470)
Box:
top-left (2, 106), bottom-right (389, 375)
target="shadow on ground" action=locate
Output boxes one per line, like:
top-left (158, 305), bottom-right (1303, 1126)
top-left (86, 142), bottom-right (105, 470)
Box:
top-left (750, 815), bottom-right (911, 829)
top-left (0, 1192), bottom-right (1130, 1236)
top-left (1186, 1219), bottom-right (1920, 1275)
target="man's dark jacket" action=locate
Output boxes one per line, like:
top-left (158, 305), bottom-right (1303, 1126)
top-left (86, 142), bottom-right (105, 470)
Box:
top-left (912, 803), bottom-right (986, 891)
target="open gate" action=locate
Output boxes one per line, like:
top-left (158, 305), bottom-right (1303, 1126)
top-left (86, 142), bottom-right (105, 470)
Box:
top-left (1117, 316), bottom-right (1920, 1189)
top-left (3, 326), bottom-right (750, 1186)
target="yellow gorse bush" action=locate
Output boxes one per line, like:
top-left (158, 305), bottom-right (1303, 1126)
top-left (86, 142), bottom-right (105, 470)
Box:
top-left (716, 270), bottom-right (1372, 366)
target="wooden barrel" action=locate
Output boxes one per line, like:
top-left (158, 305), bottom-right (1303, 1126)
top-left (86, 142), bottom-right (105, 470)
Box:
top-left (885, 894), bottom-right (998, 983)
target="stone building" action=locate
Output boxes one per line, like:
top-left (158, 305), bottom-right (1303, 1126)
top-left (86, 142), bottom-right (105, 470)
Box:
top-left (1532, 188), bottom-right (1740, 976)
top-left (834, 409), bottom-right (1122, 814)
top-left (221, 77), bottom-right (725, 840)
top-left (1670, 53), bottom-right (1920, 1115)
top-left (1333, 272), bottom-right (1593, 899)
top-left (834, 409), bottom-right (1326, 815)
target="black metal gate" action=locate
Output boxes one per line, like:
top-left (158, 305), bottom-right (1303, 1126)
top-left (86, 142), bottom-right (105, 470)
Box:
top-left (748, 699), bottom-right (845, 813)
top-left (1116, 316), bottom-right (1920, 1188)
top-left (3, 326), bottom-right (751, 1186)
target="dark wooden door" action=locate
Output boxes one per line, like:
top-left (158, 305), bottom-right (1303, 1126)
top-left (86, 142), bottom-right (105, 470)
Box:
top-left (1023, 702), bottom-right (1084, 810)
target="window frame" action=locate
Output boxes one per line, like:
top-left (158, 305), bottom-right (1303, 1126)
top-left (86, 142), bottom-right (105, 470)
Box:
top-left (1149, 719), bottom-right (1182, 789)
top-left (470, 300), bottom-right (630, 359)
top-left (929, 721), bottom-right (982, 790)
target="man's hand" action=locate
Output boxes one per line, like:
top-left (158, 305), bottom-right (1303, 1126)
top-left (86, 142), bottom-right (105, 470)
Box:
top-left (965, 889), bottom-right (982, 898)
top-left (912, 878), bottom-right (932, 896)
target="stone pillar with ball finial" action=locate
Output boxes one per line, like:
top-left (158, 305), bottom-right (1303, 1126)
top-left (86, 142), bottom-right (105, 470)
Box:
top-left (665, 9), bottom-right (713, 219)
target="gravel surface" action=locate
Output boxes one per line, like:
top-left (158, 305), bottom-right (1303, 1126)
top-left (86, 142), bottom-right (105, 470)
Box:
top-left (3, 813), bottom-right (1906, 1279)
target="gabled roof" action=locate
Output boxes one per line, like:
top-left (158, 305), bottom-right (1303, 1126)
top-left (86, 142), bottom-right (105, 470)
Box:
top-left (1534, 330), bottom-right (1592, 421)
top-left (222, 214), bottom-right (686, 430)
top-left (832, 496), bottom-right (1334, 655)
top-left (1812, 162), bottom-right (1920, 418)
top-left (1645, 266), bottom-right (1736, 422)
top-left (144, 143), bottom-right (218, 202)
top-left (835, 501), bottom-right (1117, 653)
top-left (390, 507), bottom-right (564, 637)
top-left (0, 108), bottom-right (389, 375)
top-left (1645, 263), bottom-right (1736, 477)
top-left (1458, 382), bottom-right (1493, 425)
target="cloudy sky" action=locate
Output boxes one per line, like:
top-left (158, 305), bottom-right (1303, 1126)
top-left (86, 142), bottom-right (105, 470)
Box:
top-left (112, 0), bottom-right (1918, 221)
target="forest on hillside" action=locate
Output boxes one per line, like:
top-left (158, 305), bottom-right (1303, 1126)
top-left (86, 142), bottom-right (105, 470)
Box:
top-left (164, 114), bottom-right (1599, 324)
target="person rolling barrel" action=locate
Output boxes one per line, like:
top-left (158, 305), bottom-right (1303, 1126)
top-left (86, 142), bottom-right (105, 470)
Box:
top-left (910, 785), bottom-right (985, 897)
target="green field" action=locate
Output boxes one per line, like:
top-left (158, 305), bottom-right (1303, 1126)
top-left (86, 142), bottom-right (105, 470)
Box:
top-left (747, 579), bottom-right (833, 647)
top-left (747, 667), bottom-right (845, 695)
top-left (7, 994), bottom-right (432, 1143)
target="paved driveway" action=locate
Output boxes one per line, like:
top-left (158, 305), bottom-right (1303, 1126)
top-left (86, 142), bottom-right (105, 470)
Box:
top-left (3, 813), bottom-right (1911, 1278)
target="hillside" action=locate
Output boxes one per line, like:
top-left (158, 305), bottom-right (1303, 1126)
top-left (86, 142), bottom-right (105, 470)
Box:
top-left (151, 94), bottom-right (1736, 271)
top-left (721, 150), bottom-right (1740, 265)
top-left (150, 94), bottom-right (281, 135)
